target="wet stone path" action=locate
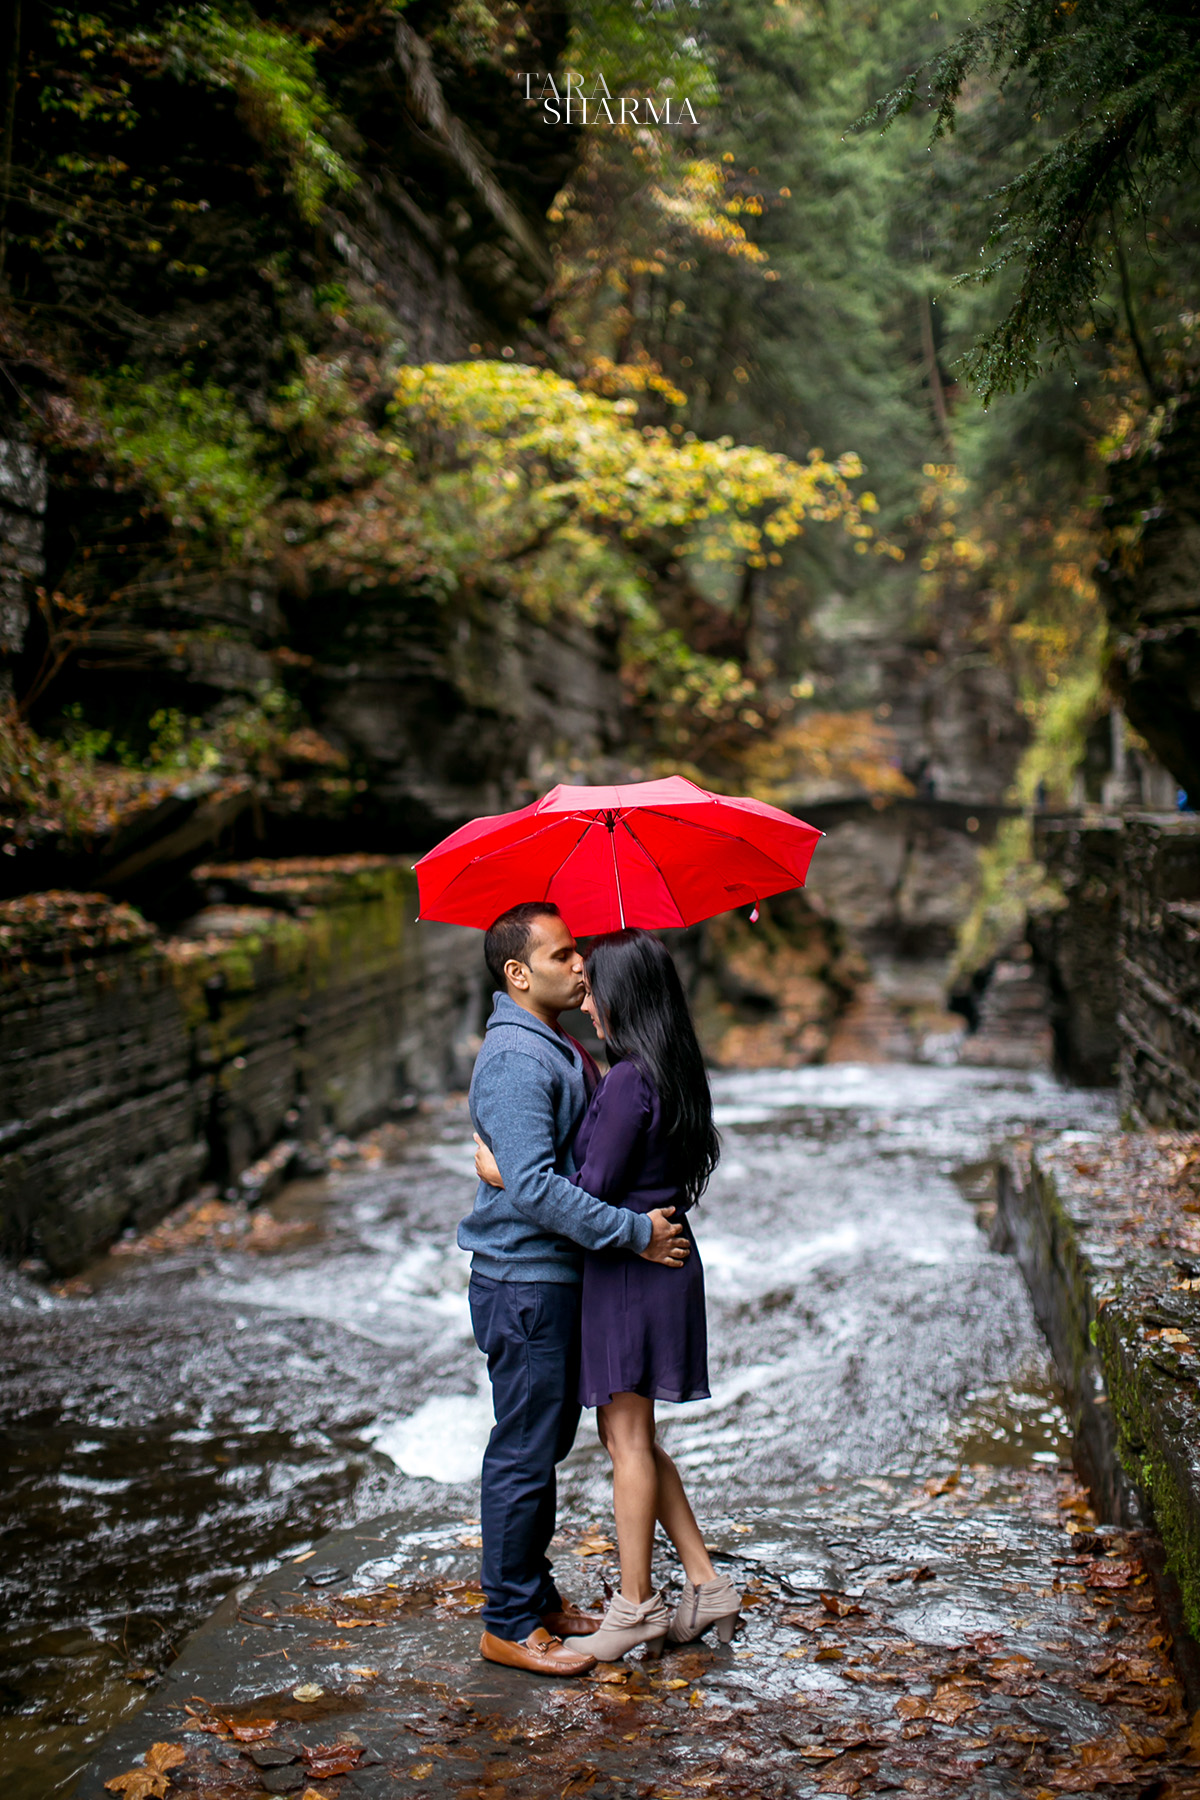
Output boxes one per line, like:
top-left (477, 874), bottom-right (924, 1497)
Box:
top-left (8, 1064), bottom-right (1200, 1796)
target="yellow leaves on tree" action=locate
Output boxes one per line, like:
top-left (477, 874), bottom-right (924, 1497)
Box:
top-left (104, 1742), bottom-right (186, 1800)
top-left (743, 710), bottom-right (914, 804)
top-left (385, 359), bottom-right (875, 580)
top-left (647, 158), bottom-right (770, 264)
top-left (306, 360), bottom-right (882, 744)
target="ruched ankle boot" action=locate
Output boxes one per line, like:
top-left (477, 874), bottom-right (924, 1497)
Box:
top-left (666, 1574), bottom-right (742, 1644)
top-left (563, 1590), bottom-right (670, 1661)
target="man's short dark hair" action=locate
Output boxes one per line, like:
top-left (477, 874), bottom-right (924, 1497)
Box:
top-left (484, 901), bottom-right (561, 991)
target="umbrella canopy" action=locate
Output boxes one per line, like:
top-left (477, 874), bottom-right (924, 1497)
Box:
top-left (414, 777), bottom-right (822, 937)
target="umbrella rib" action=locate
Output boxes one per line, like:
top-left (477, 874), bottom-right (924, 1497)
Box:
top-left (627, 807), bottom-right (817, 887)
top-left (616, 816), bottom-right (687, 928)
top-left (541, 814), bottom-right (600, 902)
top-left (422, 815), bottom-right (588, 908)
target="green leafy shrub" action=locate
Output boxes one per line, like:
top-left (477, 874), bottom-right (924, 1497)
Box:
top-left (156, 6), bottom-right (355, 222)
top-left (95, 370), bottom-right (280, 557)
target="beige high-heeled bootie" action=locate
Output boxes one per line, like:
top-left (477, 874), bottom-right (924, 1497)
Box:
top-left (666, 1574), bottom-right (741, 1644)
top-left (563, 1590), bottom-right (670, 1661)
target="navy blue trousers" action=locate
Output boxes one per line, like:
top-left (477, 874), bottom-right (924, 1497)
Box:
top-left (468, 1273), bottom-right (582, 1641)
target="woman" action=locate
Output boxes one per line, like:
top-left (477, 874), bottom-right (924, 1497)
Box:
top-left (474, 928), bottom-right (741, 1660)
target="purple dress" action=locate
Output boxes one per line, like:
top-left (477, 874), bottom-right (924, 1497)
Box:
top-left (573, 1058), bottom-right (710, 1409)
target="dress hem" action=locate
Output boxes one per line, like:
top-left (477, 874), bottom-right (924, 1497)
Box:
top-left (580, 1383), bottom-right (712, 1408)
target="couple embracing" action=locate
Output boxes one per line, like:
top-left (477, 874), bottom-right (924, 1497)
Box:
top-left (460, 901), bottom-right (741, 1677)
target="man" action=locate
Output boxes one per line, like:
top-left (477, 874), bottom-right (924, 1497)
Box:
top-left (461, 900), bottom-right (689, 1677)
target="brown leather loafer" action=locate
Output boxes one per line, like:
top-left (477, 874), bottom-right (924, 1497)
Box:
top-left (542, 1606), bottom-right (605, 1637)
top-left (479, 1627), bottom-right (596, 1676)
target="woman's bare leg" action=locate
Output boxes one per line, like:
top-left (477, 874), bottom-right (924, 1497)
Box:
top-left (652, 1444), bottom-right (716, 1586)
top-left (597, 1397), bottom-right (718, 1595)
top-left (597, 1392), bottom-right (658, 1602)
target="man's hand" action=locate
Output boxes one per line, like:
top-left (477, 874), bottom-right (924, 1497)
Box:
top-left (639, 1206), bottom-right (689, 1267)
top-left (473, 1133), bottom-right (504, 1188)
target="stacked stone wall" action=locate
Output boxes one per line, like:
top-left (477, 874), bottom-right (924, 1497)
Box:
top-left (1030, 811), bottom-right (1200, 1122)
top-left (1118, 815), bottom-right (1200, 1128)
top-left (0, 861), bottom-right (481, 1271)
top-left (1030, 815), bottom-right (1124, 1085)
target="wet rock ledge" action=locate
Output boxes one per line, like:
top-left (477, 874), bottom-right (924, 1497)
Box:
top-left (0, 860), bottom-right (479, 1273)
top-left (78, 1470), bottom-right (1200, 1800)
top-left (998, 1133), bottom-right (1200, 1642)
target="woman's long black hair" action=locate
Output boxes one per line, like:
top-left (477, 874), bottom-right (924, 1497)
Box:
top-left (584, 929), bottom-right (720, 1205)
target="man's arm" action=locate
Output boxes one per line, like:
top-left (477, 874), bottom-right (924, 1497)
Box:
top-left (473, 1052), bottom-right (654, 1256)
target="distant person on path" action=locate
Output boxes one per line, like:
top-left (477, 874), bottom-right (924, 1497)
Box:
top-left (474, 928), bottom-right (741, 1661)
top-left (462, 901), bottom-right (689, 1678)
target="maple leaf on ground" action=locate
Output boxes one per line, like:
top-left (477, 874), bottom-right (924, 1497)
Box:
top-left (784, 1605), bottom-right (831, 1633)
top-left (104, 1742), bottom-right (186, 1799)
top-left (1118, 1722), bottom-right (1169, 1757)
top-left (1086, 1560), bottom-right (1140, 1590)
top-left (304, 1744), bottom-right (362, 1778)
top-left (820, 1592), bottom-right (866, 1618)
top-left (1046, 1736), bottom-right (1141, 1790)
top-left (896, 1681), bottom-right (984, 1725)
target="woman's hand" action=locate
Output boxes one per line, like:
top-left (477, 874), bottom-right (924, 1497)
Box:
top-left (473, 1133), bottom-right (505, 1189)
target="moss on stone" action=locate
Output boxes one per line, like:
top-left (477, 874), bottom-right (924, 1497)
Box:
top-left (1028, 1138), bottom-right (1200, 1640)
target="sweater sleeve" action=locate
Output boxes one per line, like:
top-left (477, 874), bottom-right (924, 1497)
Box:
top-left (473, 1052), bottom-right (653, 1255)
top-left (574, 1062), bottom-right (652, 1204)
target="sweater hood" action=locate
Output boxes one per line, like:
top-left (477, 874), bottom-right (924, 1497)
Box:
top-left (484, 991), bottom-right (579, 1060)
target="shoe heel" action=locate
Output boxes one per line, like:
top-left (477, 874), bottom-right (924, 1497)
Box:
top-left (715, 1612), bottom-right (738, 1644)
top-left (644, 1633), bottom-right (666, 1659)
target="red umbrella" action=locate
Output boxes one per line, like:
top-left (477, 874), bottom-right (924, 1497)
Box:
top-left (414, 777), bottom-right (822, 937)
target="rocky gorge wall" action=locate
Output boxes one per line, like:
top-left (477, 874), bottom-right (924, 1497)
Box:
top-left (1032, 811), bottom-right (1200, 1122)
top-left (0, 861), bottom-right (481, 1272)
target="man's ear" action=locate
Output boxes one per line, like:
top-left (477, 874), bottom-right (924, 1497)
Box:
top-left (504, 958), bottom-right (531, 993)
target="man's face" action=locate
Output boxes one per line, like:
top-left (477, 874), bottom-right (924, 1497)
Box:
top-left (506, 914), bottom-right (586, 1017)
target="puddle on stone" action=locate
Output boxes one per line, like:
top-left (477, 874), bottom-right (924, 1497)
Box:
top-left (953, 1370), bottom-right (1074, 1470)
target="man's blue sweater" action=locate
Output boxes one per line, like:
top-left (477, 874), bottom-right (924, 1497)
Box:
top-left (460, 993), bottom-right (654, 1283)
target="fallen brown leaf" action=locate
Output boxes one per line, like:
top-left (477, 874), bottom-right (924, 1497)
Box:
top-left (895, 1681), bottom-right (984, 1725)
top-left (1118, 1722), bottom-right (1169, 1757)
top-left (987, 1654), bottom-right (1037, 1681)
top-left (1086, 1560), bottom-right (1139, 1590)
top-left (783, 1605), bottom-right (829, 1632)
top-left (820, 1592), bottom-right (865, 1618)
top-left (104, 1743), bottom-right (186, 1800)
top-left (304, 1743), bottom-right (362, 1778)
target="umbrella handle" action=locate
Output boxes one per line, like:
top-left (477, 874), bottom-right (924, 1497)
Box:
top-left (749, 903), bottom-right (759, 923)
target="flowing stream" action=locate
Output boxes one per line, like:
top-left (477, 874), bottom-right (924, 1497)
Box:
top-left (0, 1062), bottom-right (1118, 1798)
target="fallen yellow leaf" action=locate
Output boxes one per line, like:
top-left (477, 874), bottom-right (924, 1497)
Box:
top-left (409, 1764), bottom-right (434, 1780)
top-left (291, 1683), bottom-right (324, 1702)
top-left (105, 1778), bottom-right (165, 1800)
top-left (105, 1742), bottom-right (186, 1799)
